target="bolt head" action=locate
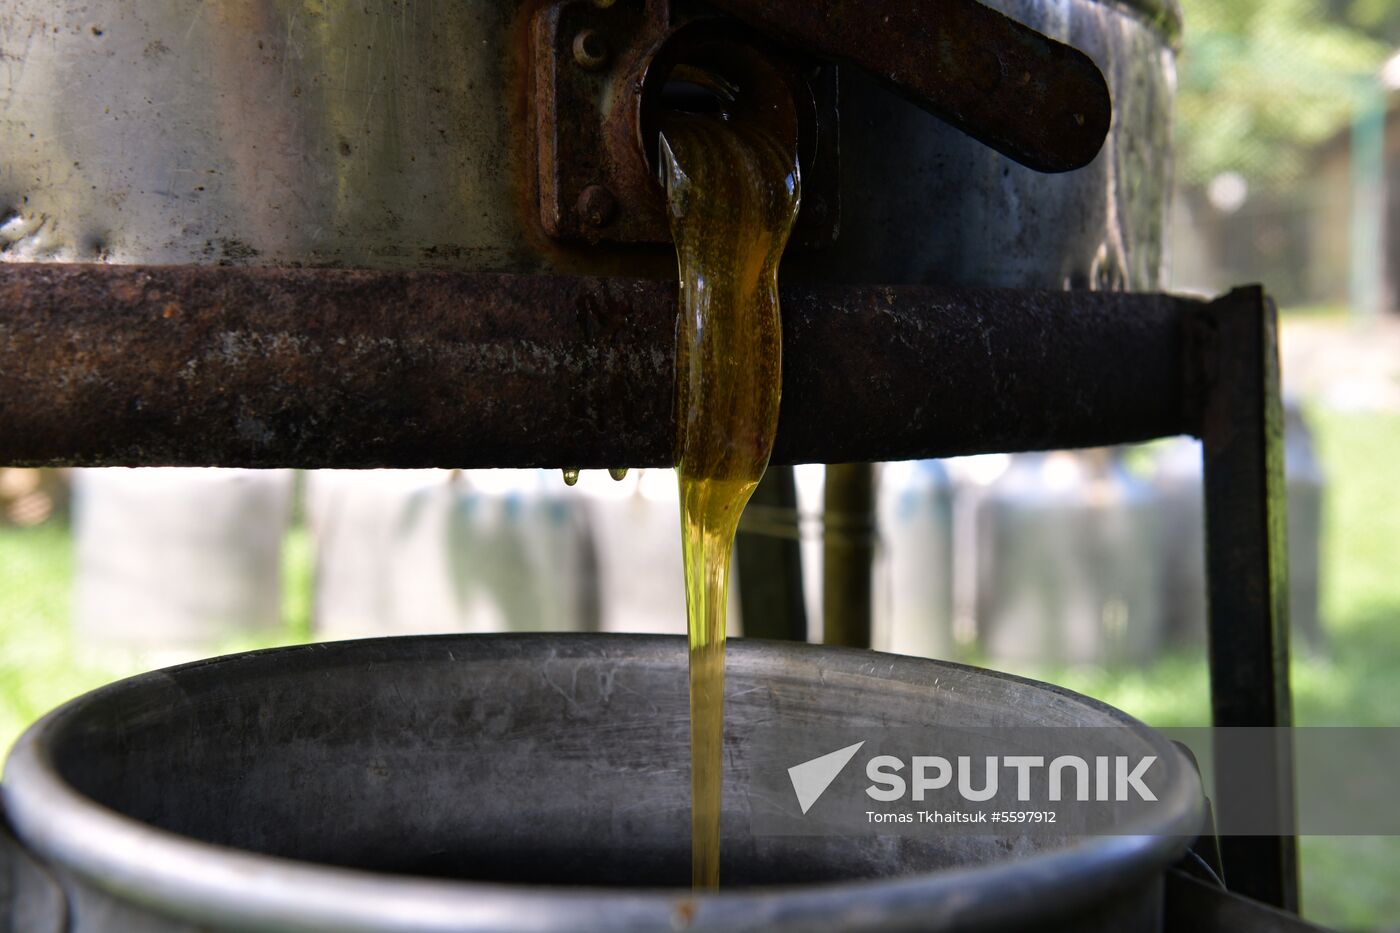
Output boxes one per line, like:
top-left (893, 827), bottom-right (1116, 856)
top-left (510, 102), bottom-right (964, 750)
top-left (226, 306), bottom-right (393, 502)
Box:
top-left (572, 29), bottom-right (609, 70)
top-left (577, 185), bottom-right (617, 228)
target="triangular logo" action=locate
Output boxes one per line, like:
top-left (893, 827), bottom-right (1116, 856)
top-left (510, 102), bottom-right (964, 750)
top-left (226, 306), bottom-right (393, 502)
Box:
top-left (788, 741), bottom-right (865, 814)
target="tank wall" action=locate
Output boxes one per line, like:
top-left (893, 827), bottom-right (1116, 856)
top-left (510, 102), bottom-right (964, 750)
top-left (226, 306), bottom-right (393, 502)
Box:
top-left (1, 0), bottom-right (1173, 286)
top-left (788, 0), bottom-right (1175, 290)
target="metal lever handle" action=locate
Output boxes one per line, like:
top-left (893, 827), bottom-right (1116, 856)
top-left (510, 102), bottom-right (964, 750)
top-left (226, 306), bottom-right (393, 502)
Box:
top-left (702, 0), bottom-right (1112, 173)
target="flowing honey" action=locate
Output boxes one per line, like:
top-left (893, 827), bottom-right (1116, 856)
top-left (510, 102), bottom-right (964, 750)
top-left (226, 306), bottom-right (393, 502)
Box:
top-left (659, 111), bottom-right (800, 889)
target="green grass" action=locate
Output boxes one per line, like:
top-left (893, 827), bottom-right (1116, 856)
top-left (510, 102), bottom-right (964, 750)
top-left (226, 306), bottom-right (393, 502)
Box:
top-left (0, 522), bottom-right (130, 747)
top-left (0, 524), bottom-right (315, 750)
top-left (1005, 408), bottom-right (1400, 931)
top-left (1042, 411), bottom-right (1400, 730)
top-left (1279, 409), bottom-right (1400, 932)
top-left (0, 412), bottom-right (1396, 928)
top-left (1279, 303), bottom-right (1354, 322)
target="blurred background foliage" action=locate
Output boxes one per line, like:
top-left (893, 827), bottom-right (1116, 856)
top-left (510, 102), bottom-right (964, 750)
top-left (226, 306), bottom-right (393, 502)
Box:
top-left (1177, 0), bottom-right (1389, 186)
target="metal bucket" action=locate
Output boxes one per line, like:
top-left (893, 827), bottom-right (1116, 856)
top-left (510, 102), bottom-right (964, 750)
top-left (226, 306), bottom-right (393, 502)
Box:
top-left (3, 635), bottom-right (1200, 932)
top-left (0, 0), bottom-right (1176, 290)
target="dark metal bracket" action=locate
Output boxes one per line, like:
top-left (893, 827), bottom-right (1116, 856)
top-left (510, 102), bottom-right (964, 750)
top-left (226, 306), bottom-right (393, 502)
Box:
top-left (1166, 870), bottom-right (1327, 933)
top-left (706, 0), bottom-right (1113, 173)
top-left (1190, 286), bottom-right (1298, 911)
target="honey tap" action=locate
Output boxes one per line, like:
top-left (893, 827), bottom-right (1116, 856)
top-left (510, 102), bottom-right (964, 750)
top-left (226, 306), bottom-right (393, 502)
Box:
top-left (534, 0), bottom-right (1114, 246)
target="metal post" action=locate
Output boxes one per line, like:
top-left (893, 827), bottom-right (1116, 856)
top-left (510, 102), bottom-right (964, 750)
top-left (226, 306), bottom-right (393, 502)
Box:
top-left (736, 467), bottom-right (809, 640)
top-left (822, 462), bottom-right (875, 648)
top-left (1194, 286), bottom-right (1298, 911)
top-left (1349, 83), bottom-right (1386, 322)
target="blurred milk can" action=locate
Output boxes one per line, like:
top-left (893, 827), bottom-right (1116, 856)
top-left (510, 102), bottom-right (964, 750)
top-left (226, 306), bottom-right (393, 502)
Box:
top-left (576, 469), bottom-right (740, 636)
top-left (976, 450), bottom-right (1162, 666)
top-left (74, 468), bottom-right (293, 656)
top-left (874, 460), bottom-right (955, 659)
top-left (307, 470), bottom-right (597, 638)
top-left (0, 468), bottom-right (69, 527)
top-left (1155, 400), bottom-right (1324, 648)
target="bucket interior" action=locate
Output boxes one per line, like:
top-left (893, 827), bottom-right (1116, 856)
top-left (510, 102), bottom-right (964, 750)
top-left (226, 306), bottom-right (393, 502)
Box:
top-left (44, 635), bottom-right (1168, 889)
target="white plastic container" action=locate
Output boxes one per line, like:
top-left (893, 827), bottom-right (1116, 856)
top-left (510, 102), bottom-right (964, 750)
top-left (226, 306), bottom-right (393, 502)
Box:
top-left (307, 470), bottom-right (596, 638)
top-left (73, 468), bottom-right (293, 656)
top-left (874, 460), bottom-right (955, 659)
top-left (1154, 400), bottom-right (1325, 649)
top-left (575, 469), bottom-right (742, 637)
top-left (976, 450), bottom-right (1163, 666)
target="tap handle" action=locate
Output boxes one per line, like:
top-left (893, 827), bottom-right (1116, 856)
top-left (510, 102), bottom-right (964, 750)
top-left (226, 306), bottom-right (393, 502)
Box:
top-left (704, 0), bottom-right (1112, 173)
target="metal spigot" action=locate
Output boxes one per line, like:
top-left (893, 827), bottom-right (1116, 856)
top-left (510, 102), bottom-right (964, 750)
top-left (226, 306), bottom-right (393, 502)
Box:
top-left (534, 0), bottom-right (1113, 244)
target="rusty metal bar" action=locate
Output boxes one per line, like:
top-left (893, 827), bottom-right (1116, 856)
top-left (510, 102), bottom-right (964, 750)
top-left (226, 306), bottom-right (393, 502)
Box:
top-left (1165, 870), bottom-right (1325, 933)
top-left (1194, 286), bottom-right (1299, 912)
top-left (0, 263), bottom-right (1196, 469)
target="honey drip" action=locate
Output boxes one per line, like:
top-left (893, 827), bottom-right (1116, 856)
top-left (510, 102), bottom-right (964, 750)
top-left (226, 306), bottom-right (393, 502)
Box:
top-left (660, 111), bottom-right (800, 889)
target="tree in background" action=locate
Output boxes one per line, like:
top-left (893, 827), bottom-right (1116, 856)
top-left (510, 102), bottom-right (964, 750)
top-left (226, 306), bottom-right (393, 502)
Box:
top-left (1327, 0), bottom-right (1400, 47)
top-left (1177, 0), bottom-right (1389, 188)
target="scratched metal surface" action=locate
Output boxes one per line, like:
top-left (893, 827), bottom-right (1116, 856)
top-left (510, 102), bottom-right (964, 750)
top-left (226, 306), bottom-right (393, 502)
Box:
top-left (0, 0), bottom-right (1174, 289)
top-left (0, 1), bottom-right (532, 270)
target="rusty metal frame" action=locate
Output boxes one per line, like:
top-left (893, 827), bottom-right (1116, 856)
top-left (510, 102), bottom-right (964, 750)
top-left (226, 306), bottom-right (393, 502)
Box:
top-left (0, 261), bottom-right (1297, 911)
top-left (1166, 870), bottom-right (1324, 933)
top-left (0, 263), bottom-right (1194, 469)
top-left (532, 0), bottom-right (669, 243)
top-left (1189, 286), bottom-right (1298, 911)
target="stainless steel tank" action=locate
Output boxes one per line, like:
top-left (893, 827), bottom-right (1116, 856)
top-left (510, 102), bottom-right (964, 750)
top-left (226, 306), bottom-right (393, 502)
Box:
top-left (0, 0), bottom-right (1177, 290)
top-left (3, 634), bottom-right (1201, 932)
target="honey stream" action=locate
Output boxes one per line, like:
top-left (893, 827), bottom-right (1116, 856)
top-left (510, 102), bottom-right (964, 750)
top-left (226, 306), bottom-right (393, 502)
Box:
top-left (659, 111), bottom-right (800, 889)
